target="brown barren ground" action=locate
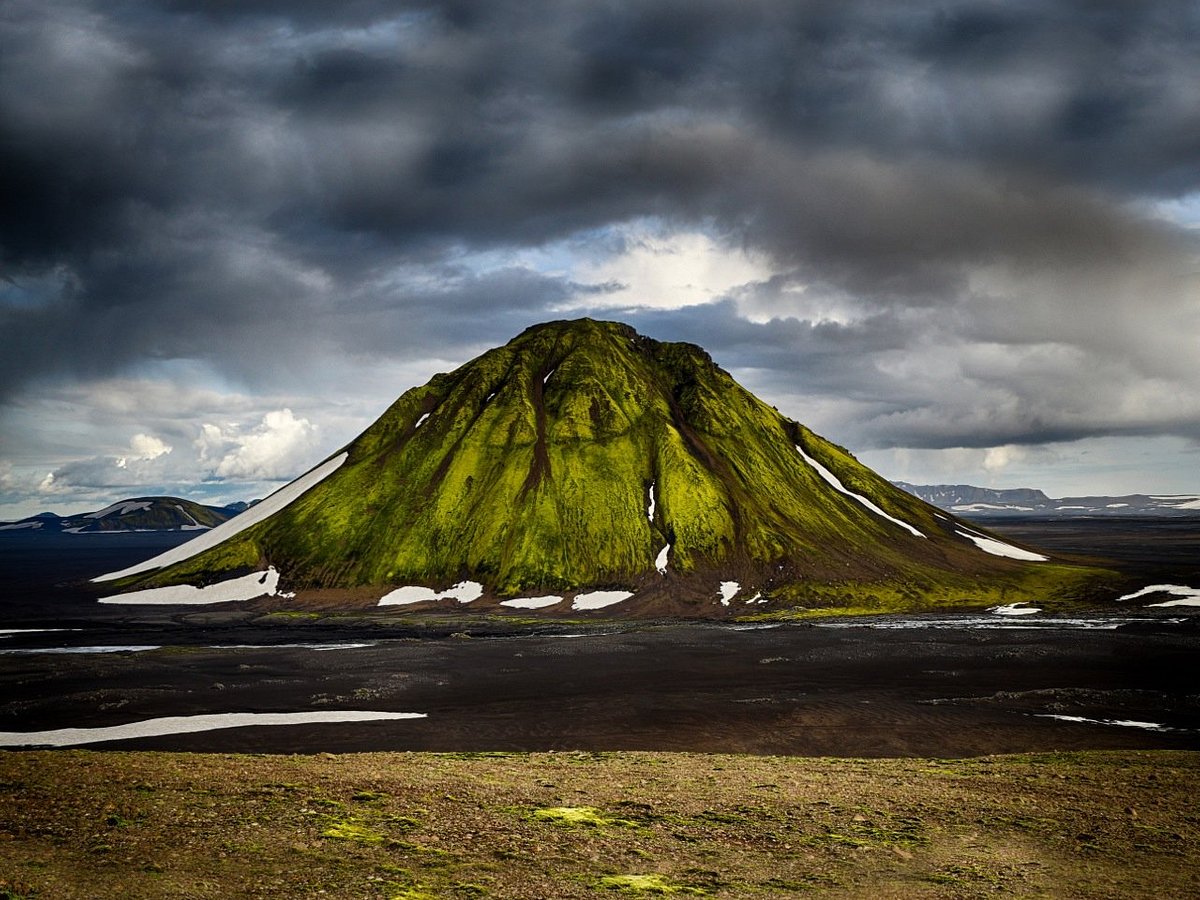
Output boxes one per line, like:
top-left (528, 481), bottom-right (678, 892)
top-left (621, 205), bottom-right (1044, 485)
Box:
top-left (1, 749), bottom-right (1197, 899)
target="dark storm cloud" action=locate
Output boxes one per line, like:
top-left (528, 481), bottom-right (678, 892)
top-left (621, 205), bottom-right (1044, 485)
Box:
top-left (1, 0), bottom-right (1198, 459)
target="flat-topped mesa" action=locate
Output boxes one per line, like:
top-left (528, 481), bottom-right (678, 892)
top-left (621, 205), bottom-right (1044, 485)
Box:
top-left (99, 318), bottom-right (1104, 616)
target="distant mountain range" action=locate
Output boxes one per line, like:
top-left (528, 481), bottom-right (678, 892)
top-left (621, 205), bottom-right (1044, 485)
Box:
top-left (895, 483), bottom-right (1200, 517)
top-left (0, 497), bottom-right (248, 533)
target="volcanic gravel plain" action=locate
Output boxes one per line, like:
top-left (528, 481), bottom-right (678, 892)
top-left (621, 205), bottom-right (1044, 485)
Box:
top-left (1, 520), bottom-right (1198, 897)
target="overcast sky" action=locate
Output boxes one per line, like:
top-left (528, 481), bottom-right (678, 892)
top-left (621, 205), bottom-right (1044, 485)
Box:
top-left (2, 1), bottom-right (1199, 517)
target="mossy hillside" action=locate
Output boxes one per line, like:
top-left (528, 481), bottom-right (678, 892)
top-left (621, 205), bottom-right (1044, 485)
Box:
top-left (70, 497), bottom-right (231, 532)
top-left (137, 319), bottom-right (1087, 600)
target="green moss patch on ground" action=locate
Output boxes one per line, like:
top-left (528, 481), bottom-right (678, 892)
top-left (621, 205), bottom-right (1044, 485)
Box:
top-left (1, 750), bottom-right (1197, 898)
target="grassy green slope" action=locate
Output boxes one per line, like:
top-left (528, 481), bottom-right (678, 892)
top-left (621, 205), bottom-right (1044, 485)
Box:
top-left (135, 319), bottom-right (1107, 605)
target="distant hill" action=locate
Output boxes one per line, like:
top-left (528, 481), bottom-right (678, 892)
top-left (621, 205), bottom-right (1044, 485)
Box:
top-left (0, 497), bottom-right (241, 533)
top-left (894, 482), bottom-right (1200, 517)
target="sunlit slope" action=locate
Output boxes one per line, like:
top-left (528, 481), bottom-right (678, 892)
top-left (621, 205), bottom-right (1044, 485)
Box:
top-left (130, 319), bottom-right (1092, 601)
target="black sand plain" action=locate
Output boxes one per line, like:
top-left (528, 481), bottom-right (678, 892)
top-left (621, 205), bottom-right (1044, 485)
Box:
top-left (1, 519), bottom-right (1198, 757)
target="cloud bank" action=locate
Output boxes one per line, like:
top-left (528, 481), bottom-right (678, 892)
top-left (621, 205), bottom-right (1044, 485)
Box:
top-left (1, 1), bottom-right (1198, 514)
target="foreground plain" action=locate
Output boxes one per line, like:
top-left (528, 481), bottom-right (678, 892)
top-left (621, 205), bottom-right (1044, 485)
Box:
top-left (2, 749), bottom-right (1198, 898)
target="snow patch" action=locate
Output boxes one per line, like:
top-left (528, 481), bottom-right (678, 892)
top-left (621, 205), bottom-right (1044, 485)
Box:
top-left (100, 567), bottom-right (282, 605)
top-left (795, 445), bottom-right (924, 538)
top-left (414, 413), bottom-right (430, 429)
top-left (174, 504), bottom-right (209, 530)
top-left (989, 602), bottom-right (1042, 616)
top-left (571, 590), bottom-right (634, 610)
top-left (745, 592), bottom-right (764, 604)
top-left (378, 586), bottom-right (438, 605)
top-left (93, 452), bottom-right (348, 582)
top-left (500, 595), bottom-right (563, 609)
top-left (0, 628), bottom-right (79, 636)
top-left (655, 544), bottom-right (670, 574)
top-left (718, 581), bottom-right (739, 606)
top-left (1, 645), bottom-right (161, 655)
top-left (86, 500), bottom-right (153, 519)
top-left (441, 581), bottom-right (483, 603)
top-left (543, 368), bottom-right (556, 384)
top-left (0, 521), bottom-right (41, 530)
top-left (1036, 714), bottom-right (1174, 733)
top-left (378, 580), bottom-right (484, 606)
top-left (209, 643), bottom-right (376, 651)
top-left (951, 503), bottom-right (1033, 512)
top-left (0, 711), bottom-right (427, 748)
top-left (647, 481), bottom-right (656, 523)
top-left (1116, 584), bottom-right (1200, 607)
top-left (955, 527), bottom-right (1048, 561)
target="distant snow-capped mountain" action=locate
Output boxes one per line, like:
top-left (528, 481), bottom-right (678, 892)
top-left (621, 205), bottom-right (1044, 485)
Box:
top-left (0, 497), bottom-right (244, 533)
top-left (894, 482), bottom-right (1200, 517)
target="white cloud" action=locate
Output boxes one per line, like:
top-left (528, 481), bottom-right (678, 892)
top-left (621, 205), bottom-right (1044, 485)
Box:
top-left (564, 226), bottom-right (771, 312)
top-left (201, 408), bottom-right (319, 481)
top-left (983, 445), bottom-right (1026, 473)
top-left (115, 433), bottom-right (172, 469)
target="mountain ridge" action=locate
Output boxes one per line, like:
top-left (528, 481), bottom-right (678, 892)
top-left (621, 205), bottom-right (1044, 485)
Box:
top-left (0, 497), bottom-right (241, 533)
top-left (896, 482), bottom-right (1200, 518)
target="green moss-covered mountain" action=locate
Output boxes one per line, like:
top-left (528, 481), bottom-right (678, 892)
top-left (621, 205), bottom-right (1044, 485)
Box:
top-left (122, 319), bottom-right (1108, 613)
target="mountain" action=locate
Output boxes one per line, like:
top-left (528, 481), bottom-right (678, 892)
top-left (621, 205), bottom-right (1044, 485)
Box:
top-left (895, 483), bottom-right (1200, 518)
top-left (0, 497), bottom-right (236, 533)
top-left (97, 319), bottom-right (1107, 616)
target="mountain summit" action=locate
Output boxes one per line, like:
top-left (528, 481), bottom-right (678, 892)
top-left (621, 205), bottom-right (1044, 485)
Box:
top-left (99, 319), bottom-right (1103, 615)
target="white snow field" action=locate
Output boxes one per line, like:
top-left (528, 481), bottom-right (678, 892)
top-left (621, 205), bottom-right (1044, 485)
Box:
top-left (499, 595), bottom-right (563, 609)
top-left (0, 711), bottom-right (427, 748)
top-left (93, 452), bottom-right (349, 582)
top-left (1036, 715), bottom-right (1174, 733)
top-left (0, 645), bottom-right (162, 656)
top-left (378, 580), bottom-right (484, 606)
top-left (718, 581), bottom-right (740, 606)
top-left (86, 500), bottom-right (153, 519)
top-left (99, 567), bottom-right (283, 605)
top-left (175, 504), bottom-right (209, 530)
top-left (1116, 584), bottom-right (1200, 607)
top-left (571, 590), bottom-right (634, 610)
top-left (794, 445), bottom-right (924, 538)
top-left (655, 544), bottom-right (670, 574)
top-left (954, 526), bottom-right (1048, 561)
top-left (0, 629), bottom-right (78, 636)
